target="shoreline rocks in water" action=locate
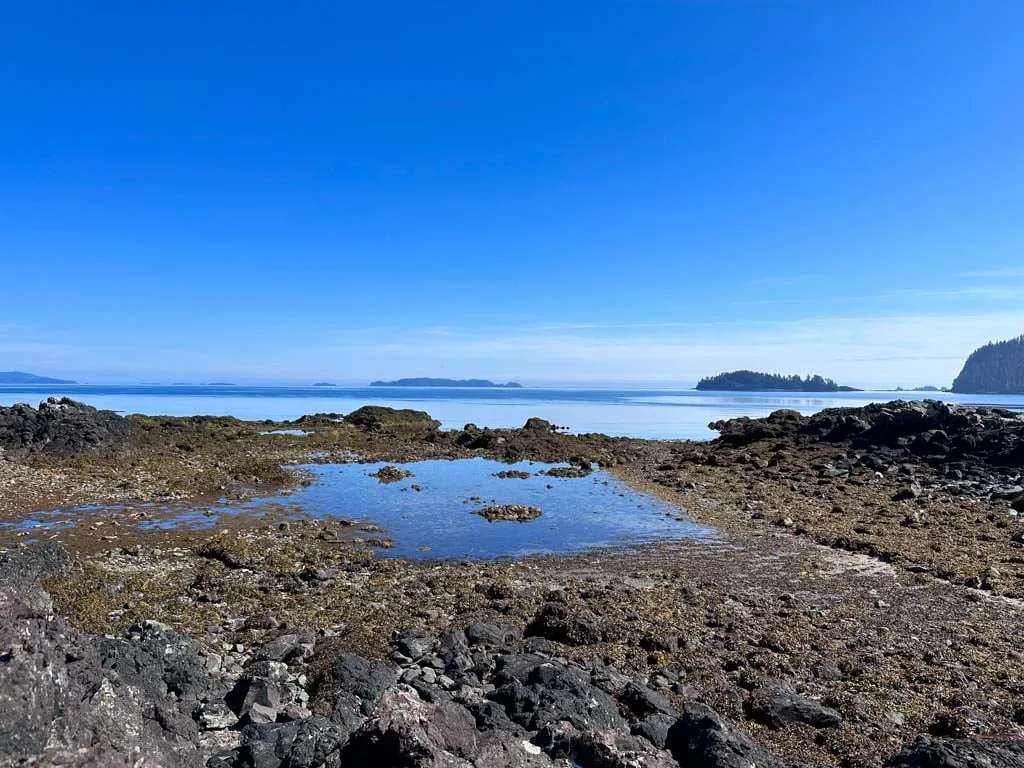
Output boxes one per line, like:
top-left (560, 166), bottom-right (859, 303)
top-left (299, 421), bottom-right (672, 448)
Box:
top-left (475, 504), bottom-right (542, 522)
top-left (370, 465), bottom-right (415, 484)
top-left (495, 470), bottom-right (533, 479)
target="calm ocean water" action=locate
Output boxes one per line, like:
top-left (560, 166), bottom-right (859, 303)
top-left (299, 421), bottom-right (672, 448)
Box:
top-left (2, 385), bottom-right (1023, 440)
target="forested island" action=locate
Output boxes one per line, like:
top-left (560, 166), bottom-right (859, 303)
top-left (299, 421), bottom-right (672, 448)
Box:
top-left (951, 334), bottom-right (1024, 394)
top-left (696, 370), bottom-right (859, 392)
top-left (0, 371), bottom-right (76, 384)
top-left (370, 378), bottom-right (523, 388)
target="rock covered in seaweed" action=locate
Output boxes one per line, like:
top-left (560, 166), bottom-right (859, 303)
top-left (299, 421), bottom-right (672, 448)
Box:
top-left (474, 504), bottom-right (542, 522)
top-left (370, 465), bottom-right (414, 483)
top-left (342, 405), bottom-right (440, 432)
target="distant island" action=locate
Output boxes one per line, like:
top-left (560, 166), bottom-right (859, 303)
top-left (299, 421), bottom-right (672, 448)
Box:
top-left (370, 378), bottom-right (523, 388)
top-left (312, 382), bottom-right (337, 387)
top-left (894, 385), bottom-right (948, 393)
top-left (696, 370), bottom-right (860, 392)
top-left (952, 334), bottom-right (1024, 394)
top-left (0, 371), bottom-right (76, 385)
top-left (203, 382), bottom-right (237, 386)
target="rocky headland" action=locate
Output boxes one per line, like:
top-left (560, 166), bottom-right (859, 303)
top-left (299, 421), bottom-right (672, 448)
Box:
top-left (1, 397), bottom-right (1024, 767)
top-left (952, 334), bottom-right (1024, 394)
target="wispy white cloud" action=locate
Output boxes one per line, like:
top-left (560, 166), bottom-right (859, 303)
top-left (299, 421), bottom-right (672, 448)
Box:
top-left (960, 267), bottom-right (1024, 279)
top-left (883, 285), bottom-right (1024, 300)
top-left (4, 307), bottom-right (1024, 390)
top-left (323, 310), bottom-right (1024, 388)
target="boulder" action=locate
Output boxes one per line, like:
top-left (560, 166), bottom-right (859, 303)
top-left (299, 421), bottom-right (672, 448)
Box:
top-left (95, 621), bottom-right (209, 701)
top-left (746, 687), bottom-right (843, 729)
top-left (0, 397), bottom-right (130, 456)
top-left (488, 658), bottom-right (624, 732)
top-left (339, 687), bottom-right (478, 765)
top-left (884, 735), bottom-right (1024, 768)
top-left (666, 702), bottom-right (797, 768)
top-left (209, 717), bottom-right (347, 768)
top-left (343, 406), bottom-right (440, 432)
top-left (318, 653), bottom-right (397, 734)
top-left (525, 603), bottom-right (603, 646)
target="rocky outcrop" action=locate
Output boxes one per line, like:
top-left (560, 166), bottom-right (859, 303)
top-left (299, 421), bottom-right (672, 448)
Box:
top-left (474, 504), bottom-right (542, 522)
top-left (951, 334), bottom-right (1024, 394)
top-left (370, 465), bottom-right (414, 484)
top-left (709, 400), bottom-right (1024, 488)
top-left (0, 397), bottom-right (130, 456)
top-left (342, 406), bottom-right (440, 432)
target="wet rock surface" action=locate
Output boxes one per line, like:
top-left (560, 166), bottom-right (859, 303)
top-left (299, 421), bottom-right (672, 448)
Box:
top-left (370, 465), bottom-right (415, 483)
top-left (474, 504), bottom-right (543, 522)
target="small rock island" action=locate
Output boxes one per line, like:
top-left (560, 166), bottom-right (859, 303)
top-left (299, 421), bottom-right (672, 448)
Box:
top-left (696, 370), bottom-right (860, 392)
top-left (370, 378), bottom-right (523, 388)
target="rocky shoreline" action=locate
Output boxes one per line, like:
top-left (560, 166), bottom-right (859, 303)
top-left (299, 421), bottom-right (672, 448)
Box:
top-left (2, 397), bottom-right (1024, 767)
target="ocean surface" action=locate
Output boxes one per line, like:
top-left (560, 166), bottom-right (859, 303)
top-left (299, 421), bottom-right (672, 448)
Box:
top-left (3, 384), bottom-right (1024, 441)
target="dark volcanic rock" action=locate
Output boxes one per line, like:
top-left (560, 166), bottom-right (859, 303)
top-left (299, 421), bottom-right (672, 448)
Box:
top-left (210, 717), bottom-right (347, 768)
top-left (708, 400), bottom-right (1024, 498)
top-left (318, 652), bottom-right (398, 733)
top-left (0, 397), bottom-right (130, 456)
top-left (885, 735), bottom-right (1024, 768)
top-left (96, 620), bottom-right (209, 701)
top-left (340, 687), bottom-right (478, 765)
top-left (666, 702), bottom-right (799, 768)
top-left (0, 541), bottom-right (73, 615)
top-left (525, 603), bottom-right (603, 646)
top-left (0, 549), bottom-right (204, 766)
top-left (746, 686), bottom-right (843, 729)
top-left (489, 656), bottom-right (625, 732)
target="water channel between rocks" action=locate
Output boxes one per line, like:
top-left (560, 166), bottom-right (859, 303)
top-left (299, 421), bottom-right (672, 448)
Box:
top-left (7, 458), bottom-right (719, 559)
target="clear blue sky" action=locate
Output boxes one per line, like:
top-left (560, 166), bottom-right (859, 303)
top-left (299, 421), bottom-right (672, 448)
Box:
top-left (2, 1), bottom-right (1022, 387)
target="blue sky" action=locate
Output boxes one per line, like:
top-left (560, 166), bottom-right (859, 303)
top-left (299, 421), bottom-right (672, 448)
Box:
top-left (2, 1), bottom-right (1022, 387)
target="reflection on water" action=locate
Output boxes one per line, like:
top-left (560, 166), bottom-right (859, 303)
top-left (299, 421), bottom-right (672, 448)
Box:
top-left (3, 459), bottom-right (718, 559)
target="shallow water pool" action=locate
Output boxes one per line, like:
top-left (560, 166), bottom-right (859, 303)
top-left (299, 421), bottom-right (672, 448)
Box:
top-left (4, 458), bottom-right (718, 559)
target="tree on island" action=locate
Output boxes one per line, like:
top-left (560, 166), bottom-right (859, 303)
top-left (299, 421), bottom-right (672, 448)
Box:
top-left (951, 334), bottom-right (1024, 394)
top-left (695, 370), bottom-right (856, 392)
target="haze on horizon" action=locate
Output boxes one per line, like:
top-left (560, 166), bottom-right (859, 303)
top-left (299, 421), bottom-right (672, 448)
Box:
top-left (2, 2), bottom-right (1022, 390)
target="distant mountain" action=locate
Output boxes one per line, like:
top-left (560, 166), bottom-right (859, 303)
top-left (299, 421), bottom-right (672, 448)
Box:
top-left (0, 371), bottom-right (76, 384)
top-left (695, 370), bottom-right (859, 392)
top-left (952, 335), bottom-right (1024, 394)
top-left (370, 378), bottom-right (523, 388)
